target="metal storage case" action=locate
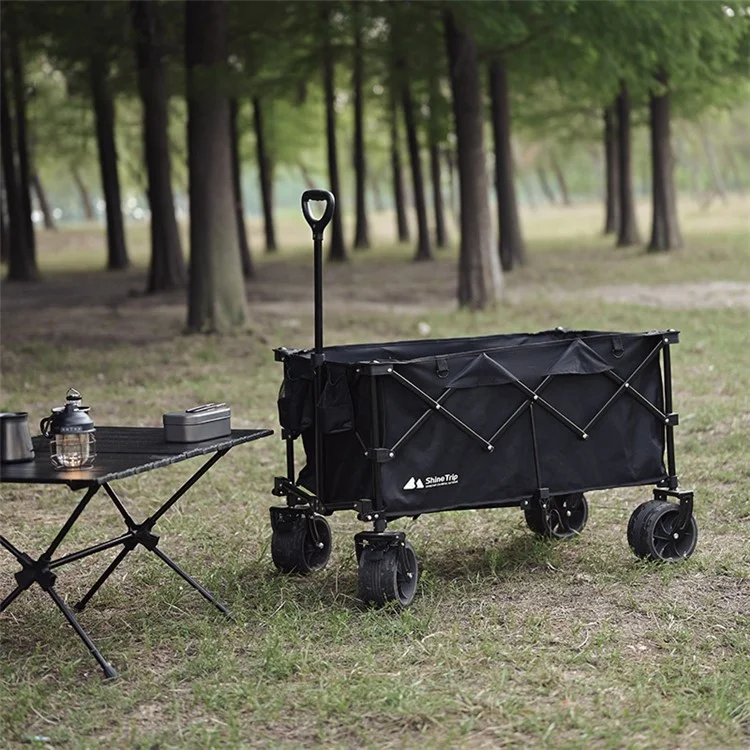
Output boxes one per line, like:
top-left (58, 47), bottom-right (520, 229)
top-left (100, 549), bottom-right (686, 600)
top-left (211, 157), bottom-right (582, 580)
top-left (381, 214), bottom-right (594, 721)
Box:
top-left (163, 405), bottom-right (231, 443)
top-left (270, 191), bottom-right (698, 608)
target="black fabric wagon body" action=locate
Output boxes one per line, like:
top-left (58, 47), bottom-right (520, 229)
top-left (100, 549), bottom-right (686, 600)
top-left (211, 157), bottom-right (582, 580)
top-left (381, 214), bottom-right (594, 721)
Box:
top-left (278, 327), bottom-right (671, 518)
top-left (270, 190), bottom-right (697, 608)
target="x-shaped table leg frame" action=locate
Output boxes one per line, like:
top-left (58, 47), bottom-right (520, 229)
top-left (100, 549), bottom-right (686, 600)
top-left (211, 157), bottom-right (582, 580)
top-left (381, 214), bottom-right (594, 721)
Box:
top-left (0, 449), bottom-right (231, 679)
top-left (0, 486), bottom-right (118, 679)
top-left (72, 450), bottom-right (231, 617)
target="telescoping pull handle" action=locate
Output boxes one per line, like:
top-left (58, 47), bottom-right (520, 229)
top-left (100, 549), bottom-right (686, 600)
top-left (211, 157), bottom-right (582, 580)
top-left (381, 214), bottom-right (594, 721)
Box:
top-left (301, 189), bottom-right (336, 240)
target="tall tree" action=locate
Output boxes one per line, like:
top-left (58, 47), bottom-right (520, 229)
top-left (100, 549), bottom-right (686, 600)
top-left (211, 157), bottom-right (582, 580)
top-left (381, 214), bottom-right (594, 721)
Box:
top-left (389, 89), bottom-right (410, 243)
top-left (321, 4), bottom-right (347, 262)
top-left (537, 165), bottom-right (557, 205)
top-left (400, 69), bottom-right (432, 262)
top-left (1, 50), bottom-right (35, 281)
top-left (8, 9), bottom-right (35, 264)
top-left (615, 82), bottom-right (641, 247)
top-left (0, 180), bottom-right (8, 264)
top-left (71, 166), bottom-right (95, 221)
top-left (229, 98), bottom-right (253, 278)
top-left (445, 11), bottom-right (503, 309)
top-left (603, 105), bottom-right (619, 234)
top-left (445, 146), bottom-right (458, 220)
top-left (89, 6), bottom-right (129, 271)
top-left (648, 71), bottom-right (682, 252)
top-left (253, 97), bottom-right (277, 252)
top-left (131, 0), bottom-right (185, 291)
top-left (185, 0), bottom-right (248, 332)
top-left (352, 2), bottom-right (369, 250)
top-left (428, 74), bottom-right (449, 249)
top-left (488, 58), bottom-right (526, 271)
top-left (31, 173), bottom-right (56, 231)
top-left (550, 154), bottom-right (571, 206)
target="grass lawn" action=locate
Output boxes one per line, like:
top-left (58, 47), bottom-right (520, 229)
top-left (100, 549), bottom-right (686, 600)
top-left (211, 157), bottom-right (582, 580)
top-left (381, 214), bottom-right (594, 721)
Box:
top-left (1, 198), bottom-right (749, 748)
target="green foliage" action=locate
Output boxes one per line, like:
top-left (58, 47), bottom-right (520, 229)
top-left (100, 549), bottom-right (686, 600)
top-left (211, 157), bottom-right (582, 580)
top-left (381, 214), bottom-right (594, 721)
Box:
top-left (12, 0), bottom-right (749, 218)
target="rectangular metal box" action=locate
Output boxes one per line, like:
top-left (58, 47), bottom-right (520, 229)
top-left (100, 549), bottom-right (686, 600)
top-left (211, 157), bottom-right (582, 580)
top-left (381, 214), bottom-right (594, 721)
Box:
top-left (163, 404), bottom-right (231, 443)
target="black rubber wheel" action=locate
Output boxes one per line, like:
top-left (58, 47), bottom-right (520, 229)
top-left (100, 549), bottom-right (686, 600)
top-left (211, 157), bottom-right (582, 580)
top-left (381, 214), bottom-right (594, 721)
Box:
top-left (524, 493), bottom-right (588, 539)
top-left (630, 500), bottom-right (698, 561)
top-left (358, 541), bottom-right (419, 608)
top-left (627, 500), bottom-right (654, 550)
top-left (271, 514), bottom-right (332, 574)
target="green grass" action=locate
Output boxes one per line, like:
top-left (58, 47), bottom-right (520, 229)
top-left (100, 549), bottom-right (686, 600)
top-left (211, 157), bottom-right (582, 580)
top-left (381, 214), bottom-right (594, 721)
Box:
top-left (1, 199), bottom-right (749, 748)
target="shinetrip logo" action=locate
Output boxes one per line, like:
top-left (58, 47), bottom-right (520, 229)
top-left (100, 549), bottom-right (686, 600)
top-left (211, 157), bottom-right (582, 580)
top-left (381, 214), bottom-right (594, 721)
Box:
top-left (403, 474), bottom-right (459, 491)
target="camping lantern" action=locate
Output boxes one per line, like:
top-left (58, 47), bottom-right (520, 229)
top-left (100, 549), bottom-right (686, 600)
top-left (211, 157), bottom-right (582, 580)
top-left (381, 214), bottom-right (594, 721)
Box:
top-left (39, 388), bottom-right (97, 470)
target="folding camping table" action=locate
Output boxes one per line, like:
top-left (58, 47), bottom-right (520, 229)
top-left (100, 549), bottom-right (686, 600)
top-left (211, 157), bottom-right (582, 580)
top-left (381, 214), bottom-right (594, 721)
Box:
top-left (0, 426), bottom-right (272, 679)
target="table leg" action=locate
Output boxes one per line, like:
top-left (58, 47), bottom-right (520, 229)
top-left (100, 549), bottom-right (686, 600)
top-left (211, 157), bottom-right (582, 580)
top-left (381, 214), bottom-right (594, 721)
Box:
top-left (150, 546), bottom-right (230, 616)
top-left (74, 546), bottom-right (132, 612)
top-left (41, 486), bottom-right (100, 561)
top-left (0, 584), bottom-right (25, 612)
top-left (0, 534), bottom-right (28, 564)
top-left (45, 586), bottom-right (117, 680)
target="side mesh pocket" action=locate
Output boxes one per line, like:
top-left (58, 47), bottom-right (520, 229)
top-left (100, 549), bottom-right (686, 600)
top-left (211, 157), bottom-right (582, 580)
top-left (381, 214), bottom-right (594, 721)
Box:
top-left (278, 373), bottom-right (313, 437)
top-left (318, 371), bottom-right (354, 434)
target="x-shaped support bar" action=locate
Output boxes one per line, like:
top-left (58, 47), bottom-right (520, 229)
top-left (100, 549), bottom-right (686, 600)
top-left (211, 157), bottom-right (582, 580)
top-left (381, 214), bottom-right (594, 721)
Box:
top-left (383, 340), bottom-right (668, 459)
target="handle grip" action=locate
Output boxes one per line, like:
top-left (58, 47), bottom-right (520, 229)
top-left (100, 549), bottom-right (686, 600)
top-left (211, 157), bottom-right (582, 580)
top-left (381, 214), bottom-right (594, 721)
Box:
top-left (301, 189), bottom-right (335, 239)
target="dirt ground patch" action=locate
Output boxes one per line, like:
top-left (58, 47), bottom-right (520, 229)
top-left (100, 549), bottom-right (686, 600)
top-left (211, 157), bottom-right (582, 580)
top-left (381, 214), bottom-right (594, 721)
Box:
top-left (3, 262), bottom-right (749, 350)
top-left (573, 280), bottom-right (750, 310)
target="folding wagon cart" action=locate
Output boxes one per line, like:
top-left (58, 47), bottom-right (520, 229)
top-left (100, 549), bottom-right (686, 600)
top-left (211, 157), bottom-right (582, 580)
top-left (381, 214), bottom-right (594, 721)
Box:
top-left (269, 190), bottom-right (698, 607)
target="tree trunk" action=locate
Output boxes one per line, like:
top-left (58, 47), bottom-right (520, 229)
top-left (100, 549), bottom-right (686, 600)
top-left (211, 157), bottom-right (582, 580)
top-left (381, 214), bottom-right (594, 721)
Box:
top-left (90, 56), bottom-right (130, 270)
top-left (536, 165), bottom-right (557, 204)
top-left (352, 3), bottom-right (369, 250)
top-left (371, 174), bottom-right (385, 212)
top-left (616, 82), bottom-right (641, 247)
top-left (185, 0), bottom-right (248, 332)
top-left (229, 98), bottom-right (253, 278)
top-left (0, 179), bottom-right (8, 264)
top-left (488, 59), bottom-right (526, 272)
top-left (550, 155), bottom-right (571, 206)
top-left (429, 140), bottom-right (448, 248)
top-left (321, 5), bottom-right (347, 262)
top-left (648, 73), bottom-right (682, 252)
top-left (445, 146), bottom-right (458, 220)
top-left (603, 105), bottom-right (619, 234)
top-left (131, 0), bottom-right (185, 291)
top-left (1, 54), bottom-right (35, 281)
top-left (253, 97), bottom-right (277, 252)
top-left (428, 75), bottom-right (448, 249)
top-left (8, 19), bottom-right (35, 263)
top-left (71, 166), bottom-right (95, 220)
top-left (444, 11), bottom-right (502, 309)
top-left (31, 172), bottom-right (56, 230)
top-left (401, 77), bottom-right (432, 262)
top-left (298, 161), bottom-right (315, 189)
top-left (389, 89), bottom-right (410, 243)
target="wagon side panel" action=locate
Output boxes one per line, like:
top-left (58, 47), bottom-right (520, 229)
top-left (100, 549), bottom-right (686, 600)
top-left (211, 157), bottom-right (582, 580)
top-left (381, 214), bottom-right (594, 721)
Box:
top-left (375, 333), bottom-right (668, 517)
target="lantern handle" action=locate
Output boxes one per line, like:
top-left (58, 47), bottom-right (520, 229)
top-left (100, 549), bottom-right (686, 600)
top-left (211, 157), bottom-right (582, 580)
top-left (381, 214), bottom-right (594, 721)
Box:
top-left (39, 415), bottom-right (53, 439)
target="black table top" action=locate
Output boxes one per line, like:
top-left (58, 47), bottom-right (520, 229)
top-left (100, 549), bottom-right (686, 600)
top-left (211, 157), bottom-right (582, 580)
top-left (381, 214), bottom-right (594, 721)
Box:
top-left (0, 426), bottom-right (273, 488)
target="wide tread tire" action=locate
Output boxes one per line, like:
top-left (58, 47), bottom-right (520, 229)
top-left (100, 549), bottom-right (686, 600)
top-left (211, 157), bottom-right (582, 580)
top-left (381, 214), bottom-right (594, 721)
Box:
top-left (627, 500), bottom-right (655, 551)
top-left (271, 515), bottom-right (332, 574)
top-left (630, 500), bottom-right (698, 561)
top-left (524, 493), bottom-right (588, 539)
top-left (358, 541), bottom-right (419, 608)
